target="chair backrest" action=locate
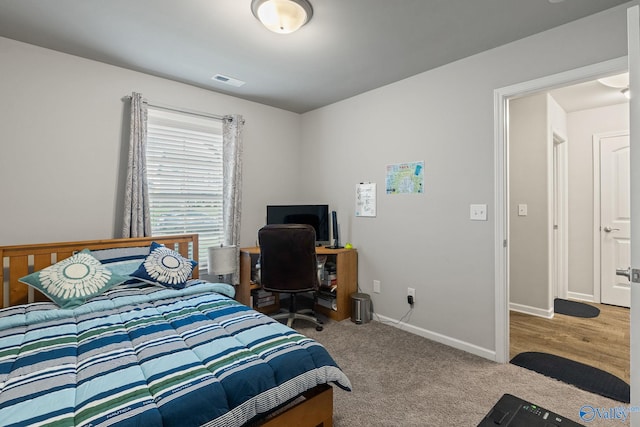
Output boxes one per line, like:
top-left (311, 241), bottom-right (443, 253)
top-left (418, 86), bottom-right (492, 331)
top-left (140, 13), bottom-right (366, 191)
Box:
top-left (258, 224), bottom-right (319, 293)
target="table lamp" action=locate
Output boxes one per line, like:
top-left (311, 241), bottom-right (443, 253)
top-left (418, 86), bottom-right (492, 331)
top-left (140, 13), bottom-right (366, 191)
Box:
top-left (208, 245), bottom-right (237, 283)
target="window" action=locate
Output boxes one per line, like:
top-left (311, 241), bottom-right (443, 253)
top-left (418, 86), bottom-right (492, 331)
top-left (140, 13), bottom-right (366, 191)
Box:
top-left (146, 107), bottom-right (224, 270)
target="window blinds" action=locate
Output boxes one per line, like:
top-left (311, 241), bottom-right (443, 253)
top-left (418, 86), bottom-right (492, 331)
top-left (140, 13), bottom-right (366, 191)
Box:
top-left (146, 108), bottom-right (224, 270)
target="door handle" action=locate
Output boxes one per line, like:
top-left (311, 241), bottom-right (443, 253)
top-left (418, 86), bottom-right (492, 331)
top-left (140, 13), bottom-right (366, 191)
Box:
top-left (616, 268), bottom-right (631, 279)
top-left (604, 226), bottom-right (620, 232)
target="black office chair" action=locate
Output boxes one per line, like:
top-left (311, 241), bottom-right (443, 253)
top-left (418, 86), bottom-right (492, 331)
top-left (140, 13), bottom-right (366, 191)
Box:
top-left (258, 224), bottom-right (323, 331)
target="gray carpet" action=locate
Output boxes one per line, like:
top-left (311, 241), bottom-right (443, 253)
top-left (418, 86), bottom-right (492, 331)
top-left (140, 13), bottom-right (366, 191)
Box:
top-left (295, 319), bottom-right (629, 426)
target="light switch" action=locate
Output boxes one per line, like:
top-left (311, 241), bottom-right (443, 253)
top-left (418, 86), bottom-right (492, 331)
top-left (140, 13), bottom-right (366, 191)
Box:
top-left (470, 204), bottom-right (487, 221)
top-left (518, 204), bottom-right (528, 216)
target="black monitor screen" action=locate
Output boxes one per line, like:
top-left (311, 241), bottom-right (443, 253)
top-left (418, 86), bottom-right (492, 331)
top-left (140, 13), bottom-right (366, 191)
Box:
top-left (266, 204), bottom-right (330, 244)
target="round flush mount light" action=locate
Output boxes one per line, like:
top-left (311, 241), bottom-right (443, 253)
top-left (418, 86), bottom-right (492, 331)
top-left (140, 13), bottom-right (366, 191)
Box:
top-left (598, 72), bottom-right (629, 89)
top-left (251, 0), bottom-right (313, 34)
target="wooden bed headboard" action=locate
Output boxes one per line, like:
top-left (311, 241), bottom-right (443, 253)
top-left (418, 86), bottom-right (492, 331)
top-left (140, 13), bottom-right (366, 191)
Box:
top-left (0, 234), bottom-right (199, 308)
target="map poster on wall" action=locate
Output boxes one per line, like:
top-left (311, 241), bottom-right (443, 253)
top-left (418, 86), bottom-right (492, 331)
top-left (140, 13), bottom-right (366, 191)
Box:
top-left (355, 182), bottom-right (376, 217)
top-left (386, 161), bottom-right (424, 194)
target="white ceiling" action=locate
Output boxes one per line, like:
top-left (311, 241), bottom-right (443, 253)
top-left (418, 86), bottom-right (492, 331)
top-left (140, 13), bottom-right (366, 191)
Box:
top-left (549, 76), bottom-right (629, 113)
top-left (0, 0), bottom-right (630, 113)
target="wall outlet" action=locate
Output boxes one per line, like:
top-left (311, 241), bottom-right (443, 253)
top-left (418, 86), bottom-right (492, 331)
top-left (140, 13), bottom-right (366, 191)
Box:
top-left (373, 280), bottom-right (381, 293)
top-left (407, 287), bottom-right (416, 301)
top-left (470, 204), bottom-right (488, 221)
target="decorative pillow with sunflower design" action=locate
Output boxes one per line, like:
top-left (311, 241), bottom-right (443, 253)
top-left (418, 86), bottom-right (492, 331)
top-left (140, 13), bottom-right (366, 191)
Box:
top-left (130, 242), bottom-right (198, 289)
top-left (19, 249), bottom-right (127, 308)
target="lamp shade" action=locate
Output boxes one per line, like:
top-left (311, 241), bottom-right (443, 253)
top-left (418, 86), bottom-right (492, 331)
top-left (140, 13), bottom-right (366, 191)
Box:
top-left (251, 0), bottom-right (313, 34)
top-left (208, 246), bottom-right (237, 276)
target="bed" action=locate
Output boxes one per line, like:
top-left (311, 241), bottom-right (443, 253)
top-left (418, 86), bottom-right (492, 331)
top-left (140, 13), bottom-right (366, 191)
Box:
top-left (0, 234), bottom-right (350, 427)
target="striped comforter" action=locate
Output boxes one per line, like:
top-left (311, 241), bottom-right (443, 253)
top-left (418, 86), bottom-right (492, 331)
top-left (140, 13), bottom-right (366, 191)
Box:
top-left (0, 282), bottom-right (351, 427)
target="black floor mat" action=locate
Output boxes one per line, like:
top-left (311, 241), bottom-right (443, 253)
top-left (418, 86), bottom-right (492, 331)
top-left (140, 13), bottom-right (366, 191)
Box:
top-left (554, 298), bottom-right (600, 318)
top-left (510, 352), bottom-right (629, 403)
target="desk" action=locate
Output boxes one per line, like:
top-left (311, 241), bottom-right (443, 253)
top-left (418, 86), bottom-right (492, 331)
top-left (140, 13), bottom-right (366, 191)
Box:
top-left (239, 246), bottom-right (358, 321)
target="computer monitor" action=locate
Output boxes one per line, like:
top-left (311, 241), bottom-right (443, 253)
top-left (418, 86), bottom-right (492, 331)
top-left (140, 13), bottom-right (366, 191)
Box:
top-left (266, 204), bottom-right (330, 245)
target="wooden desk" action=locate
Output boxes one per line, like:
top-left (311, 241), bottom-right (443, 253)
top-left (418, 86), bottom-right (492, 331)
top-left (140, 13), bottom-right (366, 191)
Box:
top-left (239, 246), bottom-right (358, 321)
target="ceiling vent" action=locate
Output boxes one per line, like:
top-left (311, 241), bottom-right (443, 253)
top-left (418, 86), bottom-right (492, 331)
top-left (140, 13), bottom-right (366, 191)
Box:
top-left (212, 74), bottom-right (246, 87)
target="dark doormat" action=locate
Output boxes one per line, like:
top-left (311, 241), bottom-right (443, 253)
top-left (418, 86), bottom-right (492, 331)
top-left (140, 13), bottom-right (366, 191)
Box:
top-left (554, 298), bottom-right (600, 318)
top-left (510, 352), bottom-right (630, 403)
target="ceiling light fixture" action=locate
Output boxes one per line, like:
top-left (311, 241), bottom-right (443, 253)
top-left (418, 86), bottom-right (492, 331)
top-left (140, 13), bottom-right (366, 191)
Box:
top-left (251, 0), bottom-right (313, 34)
top-left (597, 72), bottom-right (629, 89)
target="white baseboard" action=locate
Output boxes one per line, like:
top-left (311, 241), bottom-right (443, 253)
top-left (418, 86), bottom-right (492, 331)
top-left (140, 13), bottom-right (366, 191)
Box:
top-left (566, 291), bottom-right (595, 303)
top-left (508, 302), bottom-right (553, 319)
top-left (373, 314), bottom-right (496, 361)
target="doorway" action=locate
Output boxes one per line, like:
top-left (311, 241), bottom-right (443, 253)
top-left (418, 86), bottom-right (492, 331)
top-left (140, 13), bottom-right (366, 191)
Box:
top-left (493, 56), bottom-right (629, 364)
top-left (508, 96), bottom-right (629, 379)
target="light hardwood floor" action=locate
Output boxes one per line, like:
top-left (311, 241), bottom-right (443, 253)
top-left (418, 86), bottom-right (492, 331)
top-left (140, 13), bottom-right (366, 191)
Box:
top-left (510, 301), bottom-right (630, 383)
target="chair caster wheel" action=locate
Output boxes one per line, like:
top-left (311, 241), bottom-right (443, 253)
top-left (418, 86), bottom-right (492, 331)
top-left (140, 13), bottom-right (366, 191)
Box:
top-left (316, 326), bottom-right (323, 331)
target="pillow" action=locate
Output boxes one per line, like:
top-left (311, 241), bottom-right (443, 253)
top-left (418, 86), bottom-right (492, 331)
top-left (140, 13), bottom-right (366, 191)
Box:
top-left (91, 246), bottom-right (150, 277)
top-left (130, 242), bottom-right (197, 289)
top-left (91, 246), bottom-right (151, 287)
top-left (19, 249), bottom-right (127, 308)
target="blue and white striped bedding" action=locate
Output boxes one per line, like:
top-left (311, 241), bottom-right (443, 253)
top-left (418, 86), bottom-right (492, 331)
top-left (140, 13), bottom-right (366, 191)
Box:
top-left (0, 282), bottom-right (351, 427)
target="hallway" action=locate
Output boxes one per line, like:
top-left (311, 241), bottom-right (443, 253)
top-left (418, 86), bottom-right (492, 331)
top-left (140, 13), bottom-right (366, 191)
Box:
top-left (510, 302), bottom-right (629, 383)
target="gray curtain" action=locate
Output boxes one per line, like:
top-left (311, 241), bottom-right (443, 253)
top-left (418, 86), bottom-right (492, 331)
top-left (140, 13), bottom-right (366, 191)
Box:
top-left (122, 92), bottom-right (151, 238)
top-left (222, 114), bottom-right (244, 284)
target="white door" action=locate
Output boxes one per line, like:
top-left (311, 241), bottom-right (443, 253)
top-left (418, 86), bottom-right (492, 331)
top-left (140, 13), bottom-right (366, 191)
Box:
top-left (627, 4), bottom-right (640, 417)
top-left (600, 132), bottom-right (631, 307)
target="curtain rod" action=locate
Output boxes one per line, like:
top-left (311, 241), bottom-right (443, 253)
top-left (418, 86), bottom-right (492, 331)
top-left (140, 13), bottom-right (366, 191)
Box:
top-left (123, 96), bottom-right (232, 122)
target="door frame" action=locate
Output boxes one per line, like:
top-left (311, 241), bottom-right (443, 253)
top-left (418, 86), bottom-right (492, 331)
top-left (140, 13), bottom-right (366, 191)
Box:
top-left (627, 5), bottom-right (640, 415)
top-left (592, 130), bottom-right (631, 305)
top-left (552, 130), bottom-right (569, 301)
top-left (493, 56), bottom-right (628, 364)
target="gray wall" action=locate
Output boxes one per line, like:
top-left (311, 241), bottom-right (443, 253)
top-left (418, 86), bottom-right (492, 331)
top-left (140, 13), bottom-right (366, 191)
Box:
top-left (300, 3), bottom-right (632, 355)
top-left (508, 93), bottom-right (569, 315)
top-left (0, 36), bottom-right (301, 247)
top-left (509, 94), bottom-right (550, 312)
